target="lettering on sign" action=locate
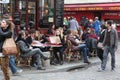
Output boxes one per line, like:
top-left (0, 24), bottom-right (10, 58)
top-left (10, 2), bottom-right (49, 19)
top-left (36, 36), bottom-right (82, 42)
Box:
top-left (64, 6), bottom-right (120, 11)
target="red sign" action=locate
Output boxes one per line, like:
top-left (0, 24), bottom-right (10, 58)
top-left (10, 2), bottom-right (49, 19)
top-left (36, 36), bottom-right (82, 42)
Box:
top-left (64, 6), bottom-right (120, 11)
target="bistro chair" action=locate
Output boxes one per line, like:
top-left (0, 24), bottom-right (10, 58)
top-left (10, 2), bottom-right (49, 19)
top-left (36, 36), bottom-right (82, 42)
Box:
top-left (15, 44), bottom-right (31, 69)
top-left (64, 40), bottom-right (80, 62)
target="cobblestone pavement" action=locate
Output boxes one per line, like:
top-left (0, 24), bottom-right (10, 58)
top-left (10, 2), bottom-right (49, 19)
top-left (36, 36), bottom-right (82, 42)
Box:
top-left (0, 43), bottom-right (120, 80)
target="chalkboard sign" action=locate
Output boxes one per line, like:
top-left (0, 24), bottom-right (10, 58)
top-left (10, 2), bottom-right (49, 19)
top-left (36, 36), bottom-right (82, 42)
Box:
top-left (13, 12), bottom-right (20, 25)
top-left (55, 0), bottom-right (64, 28)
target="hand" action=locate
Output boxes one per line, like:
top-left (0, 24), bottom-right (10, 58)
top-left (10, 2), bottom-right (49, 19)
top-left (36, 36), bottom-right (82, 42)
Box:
top-left (114, 48), bottom-right (117, 52)
top-left (29, 46), bottom-right (33, 49)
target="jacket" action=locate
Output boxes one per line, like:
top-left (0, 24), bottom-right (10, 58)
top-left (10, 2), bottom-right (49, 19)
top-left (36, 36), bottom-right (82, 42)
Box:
top-left (66, 34), bottom-right (79, 51)
top-left (17, 40), bottom-right (31, 56)
top-left (103, 29), bottom-right (118, 49)
top-left (0, 28), bottom-right (12, 52)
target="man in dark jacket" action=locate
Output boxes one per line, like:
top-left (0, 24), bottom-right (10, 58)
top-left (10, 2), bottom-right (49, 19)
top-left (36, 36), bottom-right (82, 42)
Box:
top-left (99, 20), bottom-right (118, 71)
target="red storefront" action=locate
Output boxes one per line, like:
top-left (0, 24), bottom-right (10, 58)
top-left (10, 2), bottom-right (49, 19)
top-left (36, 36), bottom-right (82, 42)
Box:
top-left (64, 2), bottom-right (120, 32)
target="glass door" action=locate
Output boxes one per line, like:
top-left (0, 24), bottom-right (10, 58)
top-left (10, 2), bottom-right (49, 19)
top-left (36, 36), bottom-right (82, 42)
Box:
top-left (18, 0), bottom-right (36, 30)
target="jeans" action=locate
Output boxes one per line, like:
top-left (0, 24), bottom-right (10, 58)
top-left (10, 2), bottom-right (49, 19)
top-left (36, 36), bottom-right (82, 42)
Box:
top-left (9, 56), bottom-right (17, 74)
top-left (101, 46), bottom-right (115, 70)
top-left (78, 44), bottom-right (88, 62)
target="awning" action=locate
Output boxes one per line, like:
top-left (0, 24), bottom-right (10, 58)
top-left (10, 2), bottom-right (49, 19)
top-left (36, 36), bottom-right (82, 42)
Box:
top-left (64, 3), bottom-right (120, 11)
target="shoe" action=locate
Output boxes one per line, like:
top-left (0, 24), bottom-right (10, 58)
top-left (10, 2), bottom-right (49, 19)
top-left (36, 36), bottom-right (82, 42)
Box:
top-left (84, 61), bottom-right (91, 64)
top-left (37, 67), bottom-right (46, 70)
top-left (97, 68), bottom-right (105, 72)
top-left (111, 67), bottom-right (115, 71)
top-left (12, 69), bottom-right (23, 76)
top-left (59, 61), bottom-right (63, 65)
top-left (17, 69), bottom-right (23, 73)
top-left (12, 72), bottom-right (20, 76)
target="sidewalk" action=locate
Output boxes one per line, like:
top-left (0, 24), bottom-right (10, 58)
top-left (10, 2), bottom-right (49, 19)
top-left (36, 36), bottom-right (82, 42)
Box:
top-left (23, 57), bottom-right (100, 73)
top-left (0, 57), bottom-right (100, 80)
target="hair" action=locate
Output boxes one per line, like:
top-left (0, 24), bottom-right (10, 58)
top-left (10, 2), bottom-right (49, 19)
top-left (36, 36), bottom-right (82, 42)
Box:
top-left (2, 14), bottom-right (14, 32)
top-left (107, 20), bottom-right (113, 26)
top-left (29, 29), bottom-right (35, 34)
top-left (1, 19), bottom-right (11, 28)
top-left (72, 30), bottom-right (78, 36)
top-left (16, 30), bottom-right (25, 42)
top-left (100, 24), bottom-right (106, 29)
top-left (67, 29), bottom-right (72, 35)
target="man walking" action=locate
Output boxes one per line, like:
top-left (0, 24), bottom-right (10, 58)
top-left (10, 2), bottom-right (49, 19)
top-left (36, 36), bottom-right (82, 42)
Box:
top-left (99, 20), bottom-right (118, 71)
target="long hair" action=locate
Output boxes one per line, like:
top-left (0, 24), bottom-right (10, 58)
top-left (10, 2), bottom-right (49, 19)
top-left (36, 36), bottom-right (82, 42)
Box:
top-left (16, 31), bottom-right (25, 42)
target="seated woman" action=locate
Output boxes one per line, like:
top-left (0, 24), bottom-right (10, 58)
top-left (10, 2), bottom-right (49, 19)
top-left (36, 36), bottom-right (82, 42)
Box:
top-left (34, 30), bottom-right (49, 52)
top-left (16, 31), bottom-right (49, 70)
top-left (34, 30), bottom-right (48, 43)
top-left (52, 27), bottom-right (67, 65)
top-left (46, 24), bottom-right (56, 36)
top-left (66, 30), bottom-right (90, 64)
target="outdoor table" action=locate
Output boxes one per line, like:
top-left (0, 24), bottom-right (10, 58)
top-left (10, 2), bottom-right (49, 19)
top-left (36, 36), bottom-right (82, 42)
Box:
top-left (31, 41), bottom-right (62, 64)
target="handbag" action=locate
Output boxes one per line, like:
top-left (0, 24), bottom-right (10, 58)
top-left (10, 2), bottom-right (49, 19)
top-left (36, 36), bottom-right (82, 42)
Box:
top-left (2, 38), bottom-right (18, 55)
top-left (97, 42), bottom-right (103, 48)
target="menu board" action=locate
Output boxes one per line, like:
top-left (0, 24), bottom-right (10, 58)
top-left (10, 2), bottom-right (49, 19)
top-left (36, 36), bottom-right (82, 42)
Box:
top-left (55, 0), bottom-right (64, 28)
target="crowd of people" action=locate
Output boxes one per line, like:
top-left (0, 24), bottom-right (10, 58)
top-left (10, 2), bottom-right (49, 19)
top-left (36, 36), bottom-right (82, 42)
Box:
top-left (0, 14), bottom-right (118, 80)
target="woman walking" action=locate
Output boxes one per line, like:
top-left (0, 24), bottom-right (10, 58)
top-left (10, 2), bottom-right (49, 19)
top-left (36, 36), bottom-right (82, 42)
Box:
top-left (0, 19), bottom-right (12, 80)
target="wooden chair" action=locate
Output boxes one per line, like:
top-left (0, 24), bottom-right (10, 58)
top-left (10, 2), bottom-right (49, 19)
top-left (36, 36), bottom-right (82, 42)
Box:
top-left (64, 40), bottom-right (80, 62)
top-left (15, 44), bottom-right (31, 69)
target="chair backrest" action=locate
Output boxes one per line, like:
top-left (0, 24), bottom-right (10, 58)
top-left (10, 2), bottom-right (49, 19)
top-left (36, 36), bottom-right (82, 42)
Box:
top-left (66, 40), bottom-right (73, 52)
top-left (16, 43), bottom-right (21, 57)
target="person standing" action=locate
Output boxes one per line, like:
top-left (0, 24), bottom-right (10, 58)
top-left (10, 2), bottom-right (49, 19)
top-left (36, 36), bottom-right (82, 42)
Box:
top-left (97, 24), bottom-right (106, 68)
top-left (3, 14), bottom-right (23, 76)
top-left (99, 20), bottom-right (118, 71)
top-left (93, 17), bottom-right (101, 36)
top-left (0, 19), bottom-right (12, 80)
top-left (68, 16), bottom-right (79, 31)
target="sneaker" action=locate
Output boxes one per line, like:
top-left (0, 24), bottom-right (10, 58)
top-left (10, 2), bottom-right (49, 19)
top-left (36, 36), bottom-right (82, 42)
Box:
top-left (111, 67), bottom-right (115, 71)
top-left (12, 72), bottom-right (20, 76)
top-left (12, 69), bottom-right (23, 76)
top-left (97, 68), bottom-right (105, 72)
top-left (17, 69), bottom-right (23, 73)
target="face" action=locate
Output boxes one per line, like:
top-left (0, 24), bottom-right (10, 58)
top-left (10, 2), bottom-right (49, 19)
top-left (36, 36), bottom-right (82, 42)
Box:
top-left (0, 20), bottom-right (8, 28)
top-left (35, 31), bottom-right (40, 37)
top-left (22, 32), bottom-right (26, 39)
top-left (56, 30), bottom-right (60, 35)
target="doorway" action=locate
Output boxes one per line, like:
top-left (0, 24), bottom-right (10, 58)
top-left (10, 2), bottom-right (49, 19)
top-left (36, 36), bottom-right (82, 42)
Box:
top-left (94, 11), bottom-right (101, 20)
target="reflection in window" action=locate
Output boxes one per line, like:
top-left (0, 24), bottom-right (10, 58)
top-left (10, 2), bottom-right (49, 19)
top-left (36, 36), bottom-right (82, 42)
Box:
top-left (39, 0), bottom-right (54, 28)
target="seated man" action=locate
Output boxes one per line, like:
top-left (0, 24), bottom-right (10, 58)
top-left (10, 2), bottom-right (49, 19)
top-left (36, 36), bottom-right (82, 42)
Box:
top-left (66, 30), bottom-right (90, 64)
top-left (16, 31), bottom-right (49, 70)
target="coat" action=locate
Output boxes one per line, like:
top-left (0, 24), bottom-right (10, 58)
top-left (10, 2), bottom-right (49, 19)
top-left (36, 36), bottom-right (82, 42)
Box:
top-left (66, 35), bottom-right (79, 51)
top-left (0, 28), bottom-right (12, 52)
top-left (103, 29), bottom-right (118, 49)
top-left (17, 40), bottom-right (31, 57)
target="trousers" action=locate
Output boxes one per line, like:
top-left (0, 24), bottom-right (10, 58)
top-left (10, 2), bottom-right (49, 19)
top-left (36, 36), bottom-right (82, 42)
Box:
top-left (0, 56), bottom-right (10, 80)
top-left (101, 46), bottom-right (115, 70)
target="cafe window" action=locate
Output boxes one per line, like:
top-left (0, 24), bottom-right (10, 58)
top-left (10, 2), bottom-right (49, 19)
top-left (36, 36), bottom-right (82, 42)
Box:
top-left (39, 0), bottom-right (54, 28)
top-left (18, 0), bottom-right (36, 30)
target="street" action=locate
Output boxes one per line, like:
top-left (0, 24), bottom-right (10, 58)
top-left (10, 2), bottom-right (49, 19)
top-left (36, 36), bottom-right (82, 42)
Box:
top-left (0, 43), bottom-right (120, 80)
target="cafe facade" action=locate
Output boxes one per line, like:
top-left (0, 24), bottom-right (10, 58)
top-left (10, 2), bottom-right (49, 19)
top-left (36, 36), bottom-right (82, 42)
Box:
top-left (1, 0), bottom-right (64, 34)
top-left (64, 2), bottom-right (120, 32)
